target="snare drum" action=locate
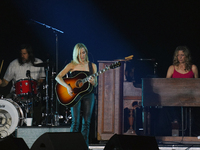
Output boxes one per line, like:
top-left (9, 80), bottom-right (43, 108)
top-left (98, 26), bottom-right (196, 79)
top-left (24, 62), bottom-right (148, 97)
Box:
top-left (15, 79), bottom-right (37, 96)
top-left (0, 99), bottom-right (24, 138)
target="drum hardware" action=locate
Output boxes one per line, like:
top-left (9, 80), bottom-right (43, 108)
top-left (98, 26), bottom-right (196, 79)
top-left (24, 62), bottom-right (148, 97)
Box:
top-left (19, 101), bottom-right (32, 119)
top-left (64, 108), bottom-right (72, 124)
top-left (37, 60), bottom-right (61, 126)
top-left (42, 59), bottom-right (51, 126)
top-left (25, 70), bottom-right (34, 118)
top-left (33, 60), bottom-right (56, 126)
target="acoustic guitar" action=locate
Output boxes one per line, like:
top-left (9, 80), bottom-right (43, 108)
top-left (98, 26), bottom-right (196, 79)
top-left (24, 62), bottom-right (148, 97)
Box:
top-left (55, 61), bottom-right (121, 107)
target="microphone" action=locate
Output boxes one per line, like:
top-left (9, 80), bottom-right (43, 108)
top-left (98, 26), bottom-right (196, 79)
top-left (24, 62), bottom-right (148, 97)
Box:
top-left (26, 70), bottom-right (30, 77)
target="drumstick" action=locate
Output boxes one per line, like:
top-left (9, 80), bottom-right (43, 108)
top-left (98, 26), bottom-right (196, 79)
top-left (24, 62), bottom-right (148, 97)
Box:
top-left (0, 60), bottom-right (4, 74)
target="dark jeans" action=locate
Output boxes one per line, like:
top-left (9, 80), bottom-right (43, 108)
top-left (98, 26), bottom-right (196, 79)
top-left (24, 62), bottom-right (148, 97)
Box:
top-left (70, 93), bottom-right (95, 147)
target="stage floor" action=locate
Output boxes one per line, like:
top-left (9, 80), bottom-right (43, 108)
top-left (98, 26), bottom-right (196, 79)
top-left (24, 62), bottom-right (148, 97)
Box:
top-left (89, 146), bottom-right (200, 150)
top-left (14, 127), bottom-right (200, 150)
top-left (89, 138), bottom-right (200, 150)
top-left (89, 145), bottom-right (200, 150)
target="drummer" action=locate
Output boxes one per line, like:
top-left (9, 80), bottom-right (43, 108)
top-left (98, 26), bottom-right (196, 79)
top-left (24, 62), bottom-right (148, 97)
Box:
top-left (0, 44), bottom-right (45, 97)
top-left (0, 44), bottom-right (45, 126)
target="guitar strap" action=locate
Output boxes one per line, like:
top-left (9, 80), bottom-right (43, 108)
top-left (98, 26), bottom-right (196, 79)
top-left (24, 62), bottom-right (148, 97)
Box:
top-left (88, 61), bottom-right (93, 75)
top-left (88, 61), bottom-right (96, 93)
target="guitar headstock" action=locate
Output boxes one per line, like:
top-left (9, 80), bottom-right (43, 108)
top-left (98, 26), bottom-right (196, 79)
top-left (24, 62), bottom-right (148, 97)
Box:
top-left (110, 61), bottom-right (121, 69)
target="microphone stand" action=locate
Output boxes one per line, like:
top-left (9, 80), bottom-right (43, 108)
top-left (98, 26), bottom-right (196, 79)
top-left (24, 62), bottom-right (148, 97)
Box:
top-left (54, 32), bottom-right (60, 126)
top-left (30, 19), bottom-right (64, 126)
top-left (50, 66), bottom-right (59, 126)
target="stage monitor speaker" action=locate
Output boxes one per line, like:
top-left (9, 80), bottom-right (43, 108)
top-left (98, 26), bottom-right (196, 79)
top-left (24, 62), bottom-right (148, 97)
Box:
top-left (104, 134), bottom-right (159, 150)
top-left (31, 132), bottom-right (88, 150)
top-left (0, 137), bottom-right (29, 150)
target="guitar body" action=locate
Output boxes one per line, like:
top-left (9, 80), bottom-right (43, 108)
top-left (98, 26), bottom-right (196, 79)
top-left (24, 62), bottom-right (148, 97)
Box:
top-left (55, 72), bottom-right (93, 107)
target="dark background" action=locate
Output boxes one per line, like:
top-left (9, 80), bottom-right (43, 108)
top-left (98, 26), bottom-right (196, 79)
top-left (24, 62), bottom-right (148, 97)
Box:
top-left (1, 0), bottom-right (200, 77)
top-left (1, 0), bottom-right (200, 138)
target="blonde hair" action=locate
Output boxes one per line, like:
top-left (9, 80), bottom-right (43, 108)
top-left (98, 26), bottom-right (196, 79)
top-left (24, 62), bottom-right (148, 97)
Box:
top-left (173, 46), bottom-right (192, 71)
top-left (71, 43), bottom-right (89, 64)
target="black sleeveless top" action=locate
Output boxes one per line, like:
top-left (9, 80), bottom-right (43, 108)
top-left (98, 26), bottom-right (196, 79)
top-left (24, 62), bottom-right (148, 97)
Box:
top-left (68, 62), bottom-right (95, 93)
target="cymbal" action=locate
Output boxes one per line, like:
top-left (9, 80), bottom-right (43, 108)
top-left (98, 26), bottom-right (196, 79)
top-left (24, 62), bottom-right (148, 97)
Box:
top-left (33, 62), bottom-right (47, 67)
top-left (33, 62), bottom-right (54, 67)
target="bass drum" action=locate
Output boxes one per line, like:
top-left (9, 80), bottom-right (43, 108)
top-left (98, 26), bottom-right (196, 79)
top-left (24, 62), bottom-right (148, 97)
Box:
top-left (0, 99), bottom-right (24, 138)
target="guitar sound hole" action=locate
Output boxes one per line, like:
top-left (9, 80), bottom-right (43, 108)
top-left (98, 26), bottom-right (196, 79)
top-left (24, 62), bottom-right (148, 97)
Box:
top-left (76, 80), bottom-right (83, 88)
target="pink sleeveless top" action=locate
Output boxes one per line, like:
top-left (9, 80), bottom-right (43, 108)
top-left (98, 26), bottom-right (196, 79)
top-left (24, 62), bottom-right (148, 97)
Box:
top-left (172, 68), bottom-right (194, 78)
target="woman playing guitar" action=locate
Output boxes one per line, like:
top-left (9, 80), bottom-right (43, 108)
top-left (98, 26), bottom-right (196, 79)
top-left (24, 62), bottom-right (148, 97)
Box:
top-left (55, 43), bottom-right (97, 148)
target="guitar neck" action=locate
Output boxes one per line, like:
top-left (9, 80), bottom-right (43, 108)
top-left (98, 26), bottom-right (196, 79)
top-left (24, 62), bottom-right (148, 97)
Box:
top-left (82, 66), bottom-right (111, 83)
top-left (82, 61), bottom-right (121, 84)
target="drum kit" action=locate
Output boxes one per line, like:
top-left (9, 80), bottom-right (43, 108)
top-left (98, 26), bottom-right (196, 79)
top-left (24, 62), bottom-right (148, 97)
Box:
top-left (0, 77), bottom-right (44, 138)
top-left (0, 61), bottom-right (67, 138)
